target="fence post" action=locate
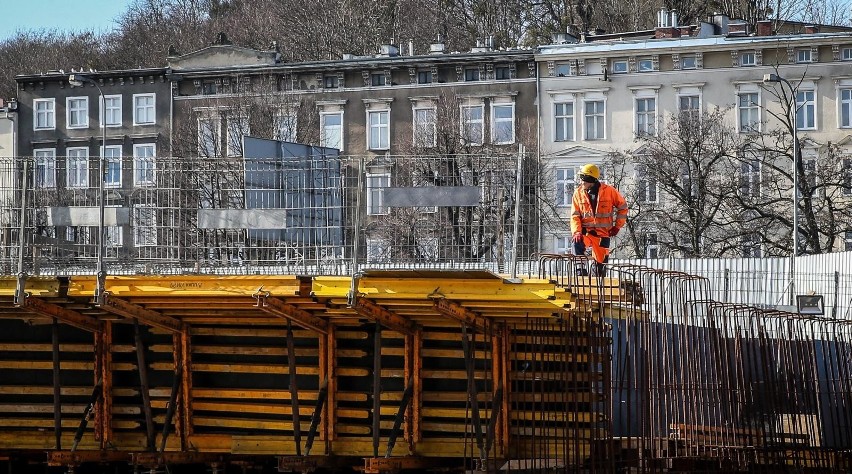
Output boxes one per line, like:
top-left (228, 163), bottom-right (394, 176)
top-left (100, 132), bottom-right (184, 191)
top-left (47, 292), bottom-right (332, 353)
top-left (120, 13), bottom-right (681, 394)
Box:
top-left (833, 271), bottom-right (839, 319)
top-left (723, 268), bottom-right (730, 303)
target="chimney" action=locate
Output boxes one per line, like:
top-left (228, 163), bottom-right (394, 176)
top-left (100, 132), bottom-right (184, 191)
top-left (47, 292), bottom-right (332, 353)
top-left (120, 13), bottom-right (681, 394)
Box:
top-left (756, 20), bottom-right (773, 36)
top-left (430, 35), bottom-right (445, 54)
top-left (728, 21), bottom-right (750, 36)
top-left (655, 8), bottom-right (681, 38)
top-left (804, 25), bottom-right (820, 34)
top-left (409, 39), bottom-right (415, 56)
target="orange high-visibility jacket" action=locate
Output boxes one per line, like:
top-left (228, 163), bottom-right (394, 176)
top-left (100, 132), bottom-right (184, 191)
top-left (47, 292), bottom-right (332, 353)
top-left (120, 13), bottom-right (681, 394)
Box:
top-left (570, 183), bottom-right (628, 235)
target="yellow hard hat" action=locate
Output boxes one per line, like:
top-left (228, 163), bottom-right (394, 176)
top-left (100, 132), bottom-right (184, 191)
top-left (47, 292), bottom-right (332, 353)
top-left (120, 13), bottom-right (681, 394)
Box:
top-left (579, 163), bottom-right (600, 181)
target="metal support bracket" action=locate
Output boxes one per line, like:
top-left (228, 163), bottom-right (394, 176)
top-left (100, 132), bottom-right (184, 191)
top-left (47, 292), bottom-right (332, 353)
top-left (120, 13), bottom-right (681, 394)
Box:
top-left (433, 298), bottom-right (491, 334)
top-left (18, 295), bottom-right (102, 333)
top-left (98, 293), bottom-right (182, 333)
top-left (353, 296), bottom-right (417, 335)
top-left (255, 291), bottom-right (328, 334)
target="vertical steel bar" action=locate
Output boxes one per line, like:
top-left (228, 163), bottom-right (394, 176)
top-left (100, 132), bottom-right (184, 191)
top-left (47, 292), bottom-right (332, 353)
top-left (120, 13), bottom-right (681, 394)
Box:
top-left (372, 321), bottom-right (382, 458)
top-left (134, 319), bottom-right (155, 450)
top-left (286, 319), bottom-right (302, 456)
top-left (52, 317), bottom-right (61, 450)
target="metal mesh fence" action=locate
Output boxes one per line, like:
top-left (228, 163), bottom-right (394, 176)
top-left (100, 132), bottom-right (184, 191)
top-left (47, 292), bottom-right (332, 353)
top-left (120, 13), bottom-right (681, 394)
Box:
top-left (0, 152), bottom-right (541, 276)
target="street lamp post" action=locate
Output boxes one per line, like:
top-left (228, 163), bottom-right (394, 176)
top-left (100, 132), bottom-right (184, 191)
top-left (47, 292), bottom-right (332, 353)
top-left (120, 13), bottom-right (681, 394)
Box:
top-left (69, 74), bottom-right (107, 305)
top-left (763, 73), bottom-right (800, 258)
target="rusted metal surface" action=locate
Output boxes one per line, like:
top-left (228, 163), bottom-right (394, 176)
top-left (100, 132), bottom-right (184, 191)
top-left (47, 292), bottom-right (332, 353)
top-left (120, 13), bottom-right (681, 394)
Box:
top-left (18, 296), bottom-right (101, 332)
top-left (255, 292), bottom-right (329, 334)
top-left (98, 293), bottom-right (182, 332)
top-left (352, 296), bottom-right (417, 335)
top-left (433, 298), bottom-right (491, 334)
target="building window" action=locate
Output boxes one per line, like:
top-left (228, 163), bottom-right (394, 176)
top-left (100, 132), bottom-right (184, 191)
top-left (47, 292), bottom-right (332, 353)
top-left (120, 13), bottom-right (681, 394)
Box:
top-left (796, 89), bottom-right (816, 130)
top-left (461, 105), bottom-right (484, 146)
top-left (554, 102), bottom-right (574, 142)
top-left (554, 235), bottom-right (569, 254)
top-left (101, 95), bottom-right (122, 127)
top-left (67, 97), bottom-right (89, 129)
top-left (495, 66), bottom-right (511, 80)
top-left (738, 92), bottom-right (760, 132)
top-left (635, 97), bottom-right (656, 136)
top-left (555, 168), bottom-right (574, 207)
top-left (413, 107), bottom-right (436, 148)
top-left (678, 94), bottom-right (700, 121)
top-left (105, 208), bottom-right (123, 248)
top-left (740, 158), bottom-right (761, 198)
top-left (417, 71), bottom-right (432, 84)
top-left (638, 58), bottom-right (653, 72)
top-left (323, 75), bottom-right (338, 88)
top-left (368, 110), bottom-right (390, 150)
top-left (320, 112), bottom-right (343, 150)
top-left (202, 81), bottom-right (218, 95)
top-left (366, 238), bottom-right (390, 263)
top-left (845, 230), bottom-right (852, 251)
top-left (636, 165), bottom-right (657, 203)
top-left (103, 145), bottom-right (122, 188)
top-left (491, 103), bottom-right (514, 145)
top-left (34, 148), bottom-right (56, 188)
top-left (464, 68), bottom-right (480, 81)
top-left (843, 158), bottom-right (851, 195)
top-left (740, 52), bottom-right (756, 66)
top-left (584, 100), bottom-right (605, 140)
top-left (133, 144), bottom-right (156, 187)
top-left (802, 157), bottom-right (818, 198)
top-left (34, 98), bottom-right (56, 130)
top-left (796, 49), bottom-right (812, 63)
top-left (843, 47), bottom-right (852, 60)
top-left (66, 147), bottom-right (89, 188)
top-left (681, 56), bottom-right (697, 69)
top-left (371, 73), bottom-right (386, 86)
top-left (644, 233), bottom-right (659, 258)
top-left (227, 115), bottom-right (249, 157)
top-left (611, 59), bottom-right (628, 73)
top-left (275, 112), bottom-right (297, 142)
top-left (133, 93), bottom-right (155, 125)
top-left (197, 117), bottom-right (220, 157)
top-left (841, 88), bottom-right (852, 128)
top-left (741, 234), bottom-right (762, 257)
top-left (366, 172), bottom-right (390, 215)
top-left (133, 204), bottom-right (157, 247)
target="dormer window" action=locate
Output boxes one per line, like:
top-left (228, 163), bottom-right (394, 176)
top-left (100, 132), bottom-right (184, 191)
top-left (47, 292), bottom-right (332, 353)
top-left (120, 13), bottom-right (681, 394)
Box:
top-left (495, 66), bottom-right (511, 80)
top-left (464, 68), bottom-right (480, 81)
top-left (638, 58), bottom-right (654, 72)
top-left (323, 75), bottom-right (339, 88)
top-left (740, 52), bottom-right (756, 66)
top-left (417, 70), bottom-right (432, 84)
top-left (202, 80), bottom-right (218, 95)
top-left (796, 48), bottom-right (812, 63)
top-left (554, 63), bottom-right (571, 77)
top-left (371, 73), bottom-right (386, 86)
top-left (611, 59), bottom-right (628, 74)
top-left (681, 55), bottom-right (697, 69)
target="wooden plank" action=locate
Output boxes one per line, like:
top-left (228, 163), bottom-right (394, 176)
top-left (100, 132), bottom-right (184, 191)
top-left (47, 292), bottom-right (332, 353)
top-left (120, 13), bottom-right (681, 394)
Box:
top-left (0, 404), bottom-right (140, 415)
top-left (0, 361), bottom-right (93, 370)
top-left (151, 363), bottom-right (365, 376)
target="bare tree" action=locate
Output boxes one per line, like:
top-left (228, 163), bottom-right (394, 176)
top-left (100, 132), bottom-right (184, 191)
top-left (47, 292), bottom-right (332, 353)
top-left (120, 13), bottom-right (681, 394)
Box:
top-left (608, 108), bottom-right (743, 257)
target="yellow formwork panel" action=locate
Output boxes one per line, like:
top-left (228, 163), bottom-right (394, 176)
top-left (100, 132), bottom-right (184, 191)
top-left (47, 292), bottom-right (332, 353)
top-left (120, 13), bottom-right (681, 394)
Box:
top-left (0, 276), bottom-right (60, 297)
top-left (67, 275), bottom-right (302, 297)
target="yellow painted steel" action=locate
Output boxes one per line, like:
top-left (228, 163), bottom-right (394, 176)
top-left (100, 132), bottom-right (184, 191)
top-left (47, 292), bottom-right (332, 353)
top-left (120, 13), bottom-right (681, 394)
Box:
top-left (67, 275), bottom-right (302, 297)
top-left (0, 276), bottom-right (60, 297)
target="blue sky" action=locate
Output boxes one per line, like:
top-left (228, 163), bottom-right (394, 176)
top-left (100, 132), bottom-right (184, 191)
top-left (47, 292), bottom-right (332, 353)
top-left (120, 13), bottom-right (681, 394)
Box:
top-left (0, 0), bottom-right (132, 41)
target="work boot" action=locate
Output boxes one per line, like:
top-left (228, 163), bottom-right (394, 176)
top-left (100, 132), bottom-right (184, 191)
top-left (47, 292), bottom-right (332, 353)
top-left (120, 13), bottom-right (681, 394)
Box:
top-left (591, 262), bottom-right (607, 278)
top-left (574, 264), bottom-right (589, 276)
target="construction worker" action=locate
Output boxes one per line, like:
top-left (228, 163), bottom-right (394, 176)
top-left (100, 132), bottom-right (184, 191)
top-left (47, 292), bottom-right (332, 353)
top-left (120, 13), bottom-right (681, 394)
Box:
top-left (570, 164), bottom-right (628, 276)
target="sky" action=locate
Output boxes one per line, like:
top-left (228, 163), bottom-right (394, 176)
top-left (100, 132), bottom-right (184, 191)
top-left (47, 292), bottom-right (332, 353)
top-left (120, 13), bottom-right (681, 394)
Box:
top-left (0, 0), bottom-right (133, 42)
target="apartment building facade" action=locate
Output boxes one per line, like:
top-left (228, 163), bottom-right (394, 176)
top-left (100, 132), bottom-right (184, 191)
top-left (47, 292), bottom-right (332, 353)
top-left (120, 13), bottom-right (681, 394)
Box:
top-left (537, 15), bottom-right (852, 258)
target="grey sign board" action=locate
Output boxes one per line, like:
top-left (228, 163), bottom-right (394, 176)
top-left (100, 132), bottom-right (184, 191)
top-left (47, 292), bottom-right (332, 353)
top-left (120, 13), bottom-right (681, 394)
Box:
top-left (197, 209), bottom-right (288, 229)
top-left (46, 207), bottom-right (130, 226)
top-left (384, 186), bottom-right (481, 207)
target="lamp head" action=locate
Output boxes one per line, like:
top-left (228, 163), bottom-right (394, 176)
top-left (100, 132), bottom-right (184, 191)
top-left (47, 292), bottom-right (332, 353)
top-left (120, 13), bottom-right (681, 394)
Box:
top-left (68, 74), bottom-right (91, 87)
top-left (763, 73), bottom-right (780, 83)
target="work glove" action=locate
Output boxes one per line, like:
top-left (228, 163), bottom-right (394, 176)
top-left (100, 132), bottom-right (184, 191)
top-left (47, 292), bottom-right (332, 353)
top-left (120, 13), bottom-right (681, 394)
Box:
top-left (608, 227), bottom-right (621, 237)
top-left (572, 231), bottom-right (583, 243)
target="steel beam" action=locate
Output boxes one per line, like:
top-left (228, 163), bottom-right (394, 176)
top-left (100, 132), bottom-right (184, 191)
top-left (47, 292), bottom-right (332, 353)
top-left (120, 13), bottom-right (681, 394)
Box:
top-left (47, 450), bottom-right (130, 466)
top-left (19, 296), bottom-right (101, 333)
top-left (353, 296), bottom-right (417, 335)
top-left (255, 292), bottom-right (328, 334)
top-left (98, 293), bottom-right (182, 333)
top-left (433, 298), bottom-right (491, 334)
